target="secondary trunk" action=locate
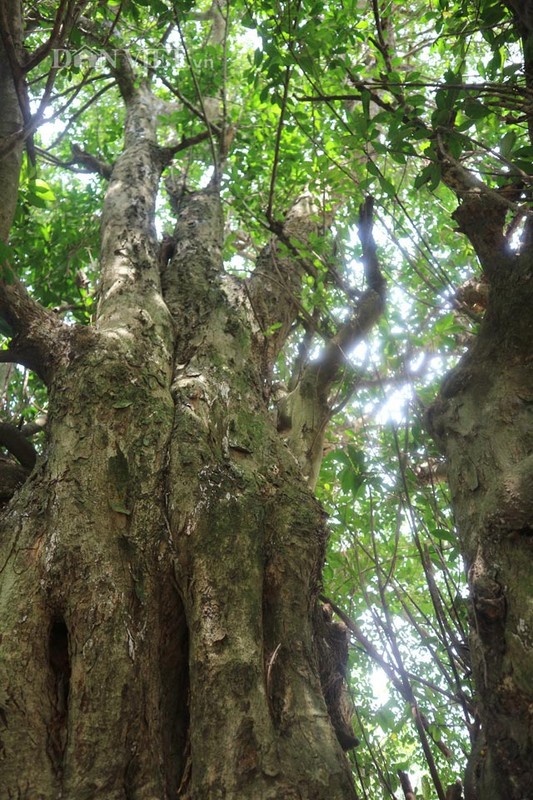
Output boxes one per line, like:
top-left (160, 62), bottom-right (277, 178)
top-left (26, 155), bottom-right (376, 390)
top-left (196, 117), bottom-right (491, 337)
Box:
top-left (428, 249), bottom-right (533, 799)
top-left (0, 203), bottom-right (356, 800)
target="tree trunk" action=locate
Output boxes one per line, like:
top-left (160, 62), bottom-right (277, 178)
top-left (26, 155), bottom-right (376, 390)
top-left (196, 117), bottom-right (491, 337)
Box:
top-left (429, 248), bottom-right (533, 799)
top-left (0, 61), bottom-right (361, 800)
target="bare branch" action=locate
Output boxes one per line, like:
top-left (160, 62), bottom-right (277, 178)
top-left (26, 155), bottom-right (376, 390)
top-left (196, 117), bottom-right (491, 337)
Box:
top-left (160, 130), bottom-right (212, 162)
top-left (322, 595), bottom-right (449, 800)
top-left (398, 770), bottom-right (417, 800)
top-left (69, 144), bottom-right (113, 179)
top-left (318, 196), bottom-right (385, 378)
top-left (266, 67), bottom-right (292, 222)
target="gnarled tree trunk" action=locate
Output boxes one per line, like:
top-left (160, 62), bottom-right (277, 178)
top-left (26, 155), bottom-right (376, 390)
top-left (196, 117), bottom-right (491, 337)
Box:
top-left (429, 150), bottom-right (533, 799)
top-left (0, 34), bottom-right (385, 796)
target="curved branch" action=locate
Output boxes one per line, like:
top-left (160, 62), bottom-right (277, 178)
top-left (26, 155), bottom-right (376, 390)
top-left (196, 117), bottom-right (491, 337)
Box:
top-left (0, 422), bottom-right (36, 469)
top-left (0, 456), bottom-right (28, 500)
top-left (0, 278), bottom-right (65, 383)
top-left (274, 198), bottom-right (385, 486)
top-left (436, 134), bottom-right (523, 275)
top-left (316, 196), bottom-right (385, 382)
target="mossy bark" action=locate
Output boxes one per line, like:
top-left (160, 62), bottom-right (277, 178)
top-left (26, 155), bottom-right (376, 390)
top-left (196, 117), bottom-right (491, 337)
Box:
top-left (0, 70), bottom-right (357, 798)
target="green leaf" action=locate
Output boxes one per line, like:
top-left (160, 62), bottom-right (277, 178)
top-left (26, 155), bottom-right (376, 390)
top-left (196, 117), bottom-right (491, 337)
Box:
top-left (463, 98), bottom-right (490, 120)
top-left (500, 131), bottom-right (517, 159)
top-left (414, 163), bottom-right (441, 190)
top-left (109, 501), bottom-right (131, 515)
top-left (265, 321), bottom-right (282, 336)
top-left (32, 179), bottom-right (56, 201)
top-left (432, 528), bottom-right (456, 543)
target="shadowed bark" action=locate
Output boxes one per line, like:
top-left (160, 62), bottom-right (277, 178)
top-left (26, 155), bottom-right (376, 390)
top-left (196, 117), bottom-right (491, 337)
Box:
top-left (429, 64), bottom-right (533, 793)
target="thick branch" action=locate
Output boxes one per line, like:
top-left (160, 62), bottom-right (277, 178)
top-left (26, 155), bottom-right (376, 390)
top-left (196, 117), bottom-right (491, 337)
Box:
top-left (96, 78), bottom-right (172, 343)
top-left (0, 279), bottom-right (65, 383)
top-left (0, 456), bottom-right (28, 500)
top-left (0, 422), bottom-right (36, 469)
top-left (69, 144), bottom-right (113, 179)
top-left (436, 136), bottom-right (521, 276)
top-left (317, 196), bottom-right (385, 381)
top-left (0, 0), bottom-right (35, 162)
top-left (160, 184), bottom-right (224, 355)
top-left (246, 195), bottom-right (329, 377)
top-left (0, 4), bottom-right (64, 383)
top-left (275, 198), bottom-right (385, 486)
top-left (398, 770), bottom-right (417, 800)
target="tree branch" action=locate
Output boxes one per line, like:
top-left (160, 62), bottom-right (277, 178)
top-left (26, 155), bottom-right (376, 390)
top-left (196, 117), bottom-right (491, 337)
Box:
top-left (273, 198), bottom-right (385, 486)
top-left (0, 0), bottom-right (35, 162)
top-left (0, 422), bottom-right (36, 469)
top-left (0, 278), bottom-right (66, 383)
top-left (246, 194), bottom-right (332, 379)
top-left (436, 134), bottom-right (521, 275)
top-left (24, 0), bottom-right (87, 71)
top-left (0, 456), bottom-right (29, 500)
top-left (0, 0), bottom-right (24, 240)
top-left (69, 144), bottom-right (113, 179)
top-left (266, 67), bottom-right (291, 222)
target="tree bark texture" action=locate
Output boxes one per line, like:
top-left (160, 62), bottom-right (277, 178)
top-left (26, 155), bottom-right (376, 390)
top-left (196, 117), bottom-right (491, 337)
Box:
top-left (0, 0), bottom-right (24, 243)
top-left (429, 251), bottom-right (533, 800)
top-left (0, 70), bottom-right (361, 799)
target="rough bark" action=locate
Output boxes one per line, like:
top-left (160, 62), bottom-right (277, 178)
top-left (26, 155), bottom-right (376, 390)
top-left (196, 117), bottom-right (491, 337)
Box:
top-left (0, 0), bottom-right (24, 243)
top-left (161, 185), bottom-right (357, 799)
top-left (0, 51), bottom-right (361, 800)
top-left (428, 248), bottom-right (533, 799)
top-left (0, 67), bottom-right (185, 799)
